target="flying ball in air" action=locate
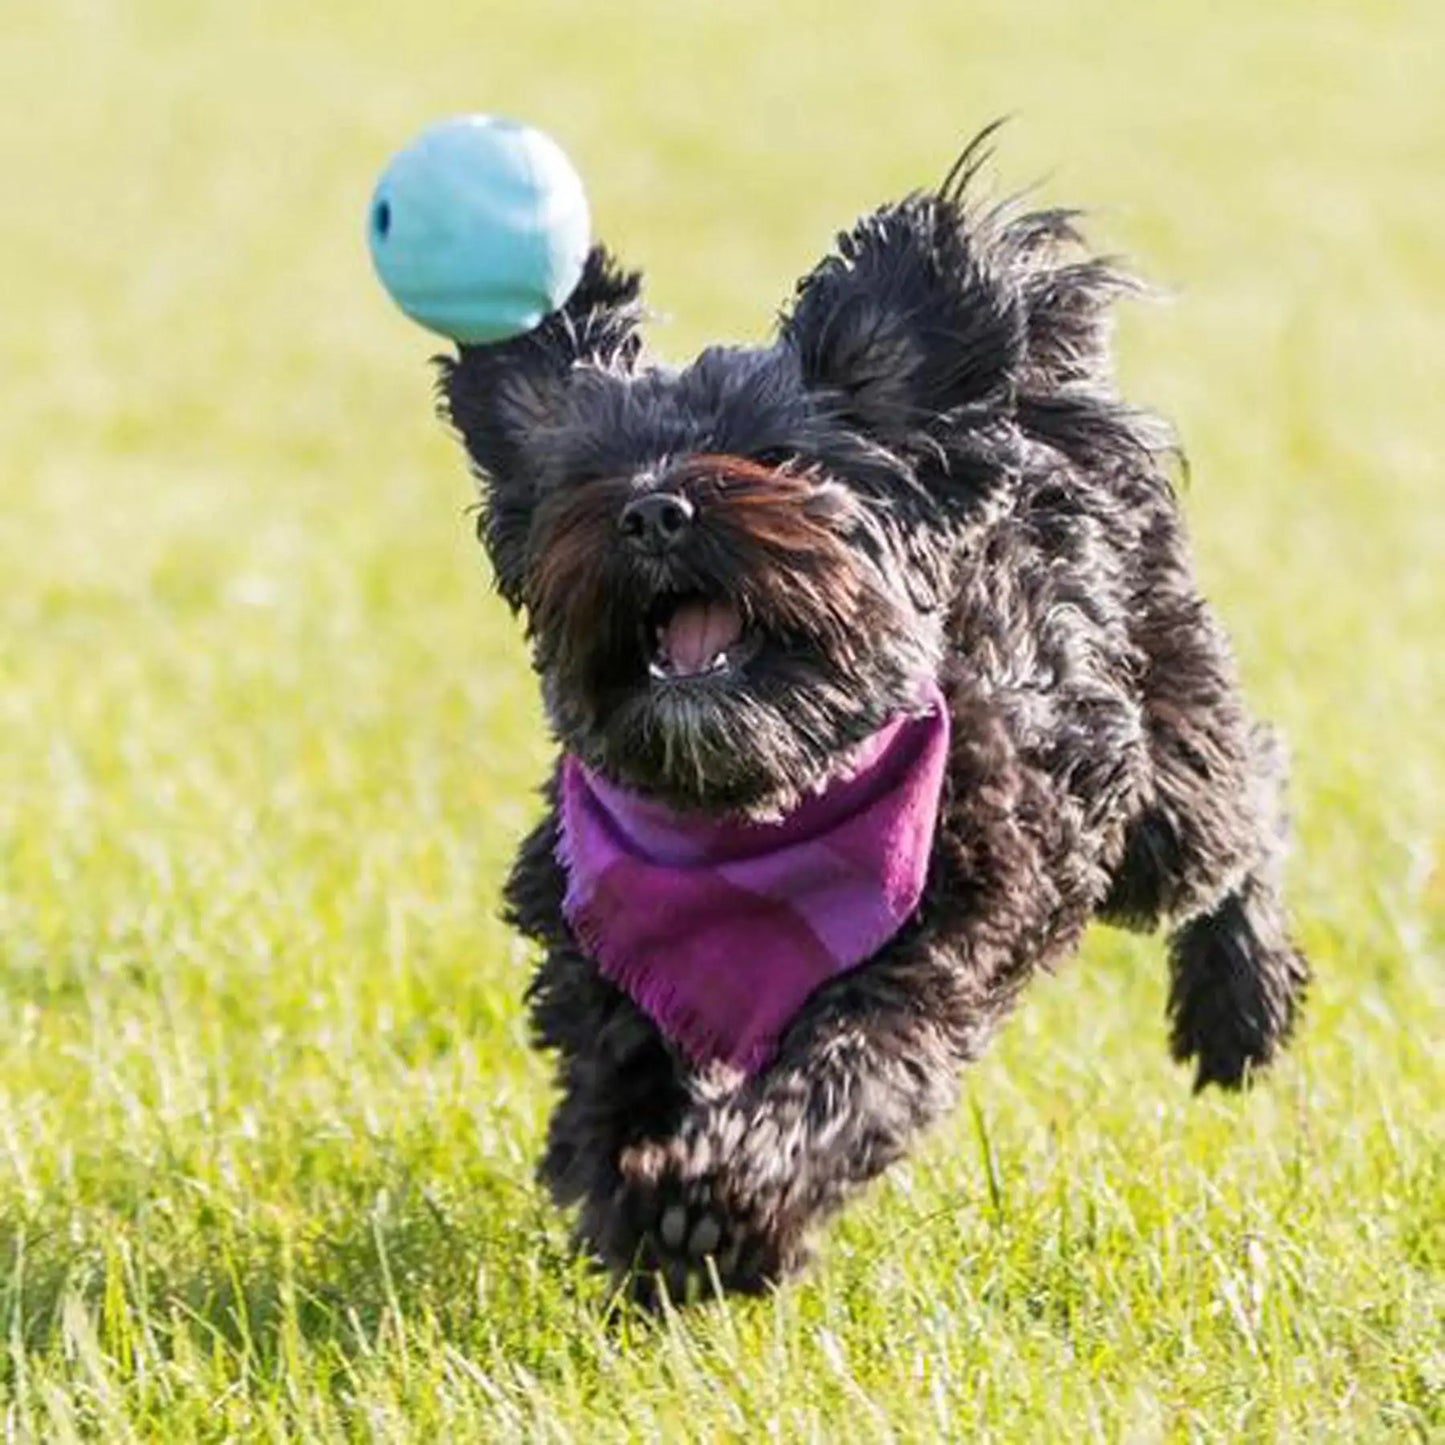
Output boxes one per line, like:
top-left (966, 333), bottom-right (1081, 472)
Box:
top-left (367, 115), bottom-right (591, 345)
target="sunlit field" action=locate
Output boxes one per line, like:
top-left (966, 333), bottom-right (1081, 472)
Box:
top-left (1, 1), bottom-right (1440, 1438)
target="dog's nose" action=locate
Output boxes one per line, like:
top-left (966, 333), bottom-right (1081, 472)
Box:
top-left (618, 492), bottom-right (695, 551)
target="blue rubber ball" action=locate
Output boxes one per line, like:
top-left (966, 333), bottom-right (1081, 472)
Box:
top-left (367, 115), bottom-right (591, 345)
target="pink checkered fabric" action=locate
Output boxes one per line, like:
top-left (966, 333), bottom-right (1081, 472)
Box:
top-left (557, 683), bottom-right (950, 1074)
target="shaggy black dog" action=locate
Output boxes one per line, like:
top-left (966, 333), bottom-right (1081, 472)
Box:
top-left (435, 134), bottom-right (1310, 1304)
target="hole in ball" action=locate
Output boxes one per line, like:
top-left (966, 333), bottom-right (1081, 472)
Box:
top-left (372, 199), bottom-right (391, 241)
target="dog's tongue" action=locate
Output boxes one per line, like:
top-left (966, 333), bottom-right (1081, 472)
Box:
top-left (661, 600), bottom-right (743, 674)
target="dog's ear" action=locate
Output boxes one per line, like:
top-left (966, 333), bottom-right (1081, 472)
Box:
top-left (780, 129), bottom-right (1142, 460)
top-left (436, 245), bottom-right (644, 608)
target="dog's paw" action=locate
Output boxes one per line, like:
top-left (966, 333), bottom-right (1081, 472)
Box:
top-left (601, 1133), bottom-right (801, 1307)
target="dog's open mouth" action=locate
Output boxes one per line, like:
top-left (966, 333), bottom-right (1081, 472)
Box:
top-left (645, 593), bottom-right (758, 682)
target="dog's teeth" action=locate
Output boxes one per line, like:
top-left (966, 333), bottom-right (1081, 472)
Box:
top-left (709, 653), bottom-right (728, 672)
top-left (648, 660), bottom-right (669, 680)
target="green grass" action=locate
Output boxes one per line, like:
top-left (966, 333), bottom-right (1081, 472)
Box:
top-left (1, 0), bottom-right (1441, 1439)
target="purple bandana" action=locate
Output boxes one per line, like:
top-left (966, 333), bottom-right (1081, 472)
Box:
top-left (557, 682), bottom-right (950, 1074)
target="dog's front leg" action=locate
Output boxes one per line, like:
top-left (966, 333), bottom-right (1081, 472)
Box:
top-left (606, 940), bottom-right (1043, 1302)
top-left (606, 710), bottom-right (1082, 1300)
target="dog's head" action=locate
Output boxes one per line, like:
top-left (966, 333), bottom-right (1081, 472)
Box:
top-left (438, 135), bottom-right (1144, 813)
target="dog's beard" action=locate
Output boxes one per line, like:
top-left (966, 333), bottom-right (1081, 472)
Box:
top-left (524, 457), bottom-right (940, 816)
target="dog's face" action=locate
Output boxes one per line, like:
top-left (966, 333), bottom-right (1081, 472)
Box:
top-left (439, 150), bottom-right (1117, 812)
top-left (505, 348), bottom-right (951, 813)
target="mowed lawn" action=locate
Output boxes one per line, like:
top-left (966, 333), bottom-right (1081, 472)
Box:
top-left (1, 1), bottom-right (1441, 1439)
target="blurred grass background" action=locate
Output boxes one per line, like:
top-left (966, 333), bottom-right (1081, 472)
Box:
top-left (0, 0), bottom-right (1440, 1439)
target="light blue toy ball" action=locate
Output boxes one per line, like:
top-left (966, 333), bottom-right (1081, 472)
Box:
top-left (367, 115), bottom-right (591, 345)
